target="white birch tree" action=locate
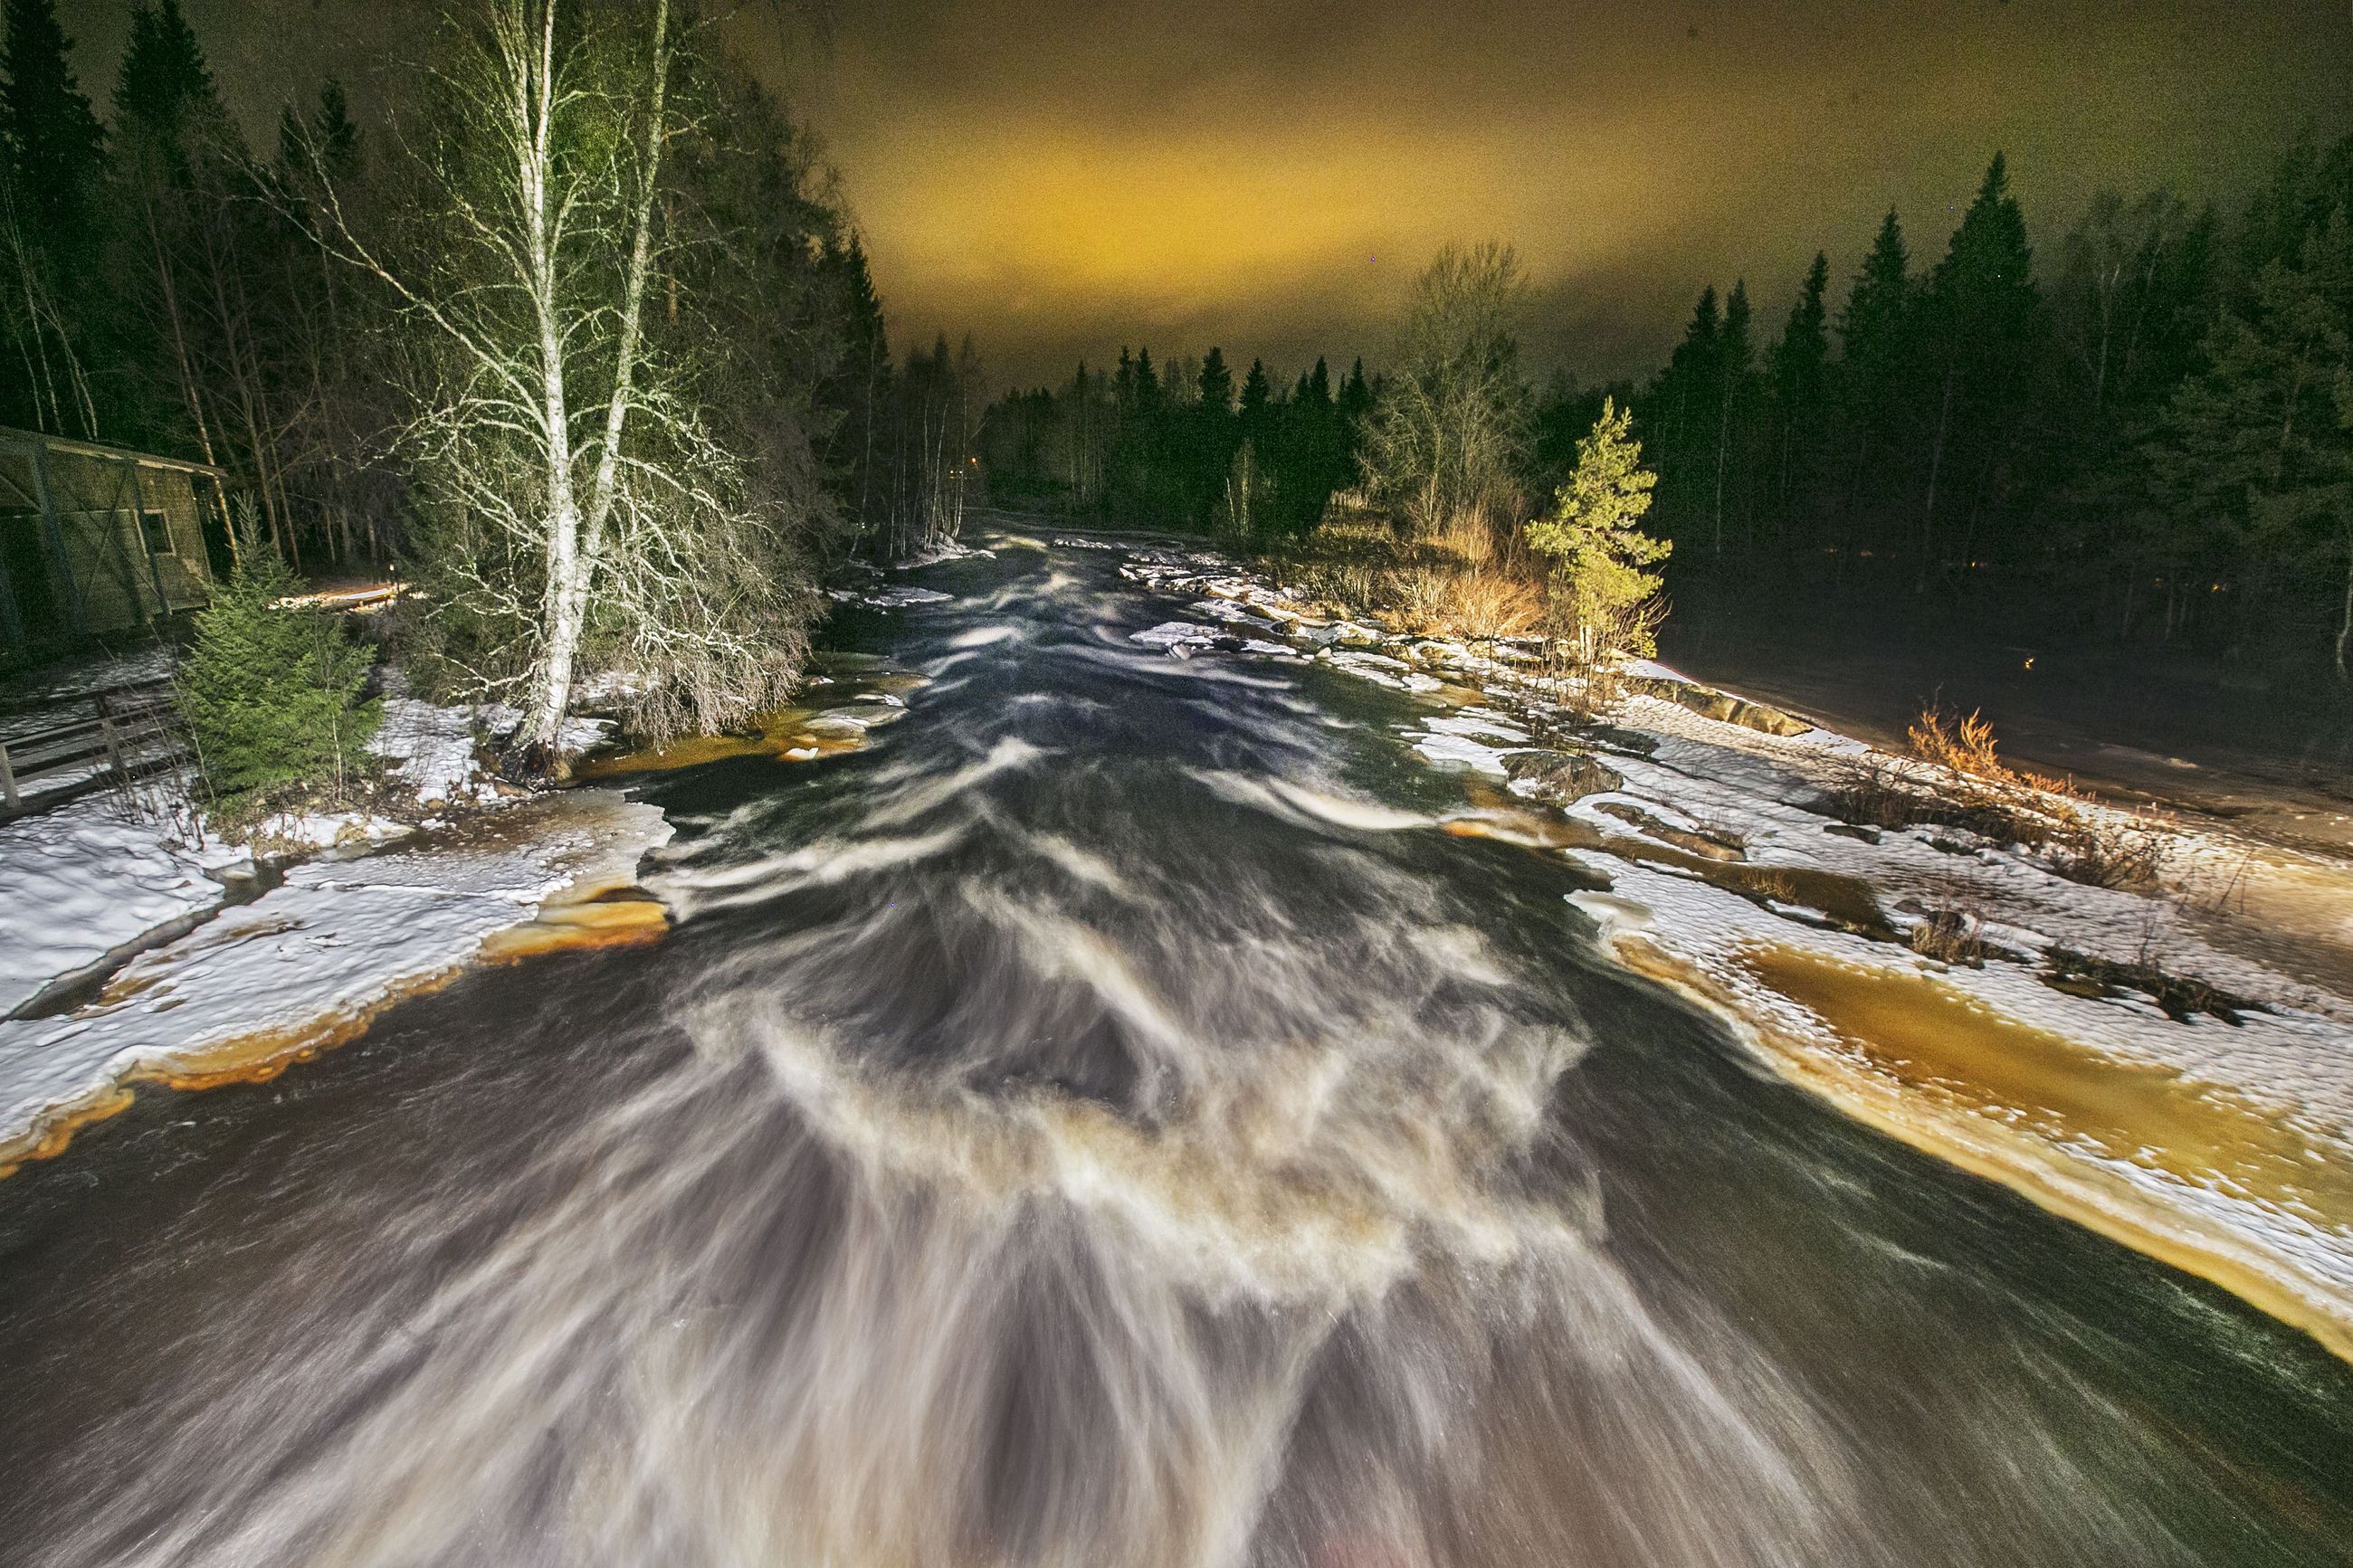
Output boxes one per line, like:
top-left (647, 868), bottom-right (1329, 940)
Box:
top-left (292, 0), bottom-right (810, 760)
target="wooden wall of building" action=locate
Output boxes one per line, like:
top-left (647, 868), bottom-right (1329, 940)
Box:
top-left (0, 429), bottom-right (223, 649)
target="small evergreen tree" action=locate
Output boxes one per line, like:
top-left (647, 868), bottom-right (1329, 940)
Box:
top-left (1525, 397), bottom-right (1670, 710)
top-left (178, 524), bottom-right (379, 818)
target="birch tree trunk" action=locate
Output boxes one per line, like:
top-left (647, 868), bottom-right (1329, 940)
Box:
top-left (516, 0), bottom-right (672, 754)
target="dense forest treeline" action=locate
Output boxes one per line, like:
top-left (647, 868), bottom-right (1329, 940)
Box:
top-left (1638, 143), bottom-right (2353, 680)
top-left (982, 346), bottom-right (1373, 537)
top-left (0, 0), bottom-right (978, 742)
top-left (991, 140), bottom-right (2353, 687)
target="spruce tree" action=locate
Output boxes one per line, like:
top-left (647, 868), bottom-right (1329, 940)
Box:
top-left (1, 0), bottom-right (105, 246)
top-left (1916, 153), bottom-right (2042, 568)
top-left (1239, 357), bottom-right (1272, 432)
top-left (178, 539), bottom-right (380, 817)
top-left (1714, 279), bottom-right (1756, 548)
top-left (1834, 209), bottom-right (1914, 555)
top-left (1197, 346), bottom-right (1234, 413)
top-left (1647, 284), bottom-right (1720, 531)
top-left (1770, 252), bottom-right (1832, 522)
top-left (2149, 213), bottom-right (2353, 674)
top-left (1338, 358), bottom-right (1371, 426)
top-left (1841, 211), bottom-right (1911, 362)
top-left (114, 0), bottom-right (217, 156)
top-left (1303, 356), bottom-right (1332, 410)
top-left (1, 0), bottom-right (106, 434)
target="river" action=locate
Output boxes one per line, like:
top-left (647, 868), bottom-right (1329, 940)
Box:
top-left (0, 530), bottom-right (2348, 1566)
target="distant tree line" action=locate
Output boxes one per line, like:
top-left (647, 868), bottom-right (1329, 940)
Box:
top-left (981, 344), bottom-right (1372, 538)
top-left (1637, 143), bottom-right (2353, 679)
top-left (992, 138), bottom-right (2353, 686)
top-left (0, 0), bottom-right (977, 746)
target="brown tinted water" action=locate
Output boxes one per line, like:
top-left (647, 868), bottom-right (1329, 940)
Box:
top-left (0, 533), bottom-right (2347, 1566)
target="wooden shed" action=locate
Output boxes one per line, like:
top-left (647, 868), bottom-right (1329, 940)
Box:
top-left (0, 427), bottom-right (224, 649)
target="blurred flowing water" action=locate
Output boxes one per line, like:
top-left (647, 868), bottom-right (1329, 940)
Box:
top-left (1, 531), bottom-right (2348, 1567)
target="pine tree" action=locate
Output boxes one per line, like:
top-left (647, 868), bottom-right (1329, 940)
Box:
top-left (178, 530), bottom-right (380, 818)
top-left (1525, 397), bottom-right (1670, 708)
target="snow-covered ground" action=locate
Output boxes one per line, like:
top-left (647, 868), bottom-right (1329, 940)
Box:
top-left (1108, 537), bottom-right (2353, 1360)
top-left (0, 790), bottom-right (671, 1177)
top-left (0, 797), bottom-right (248, 1017)
top-left (0, 674), bottom-right (650, 1170)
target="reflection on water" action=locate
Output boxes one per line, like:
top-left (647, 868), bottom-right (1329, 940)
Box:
top-left (0, 532), bottom-right (2348, 1566)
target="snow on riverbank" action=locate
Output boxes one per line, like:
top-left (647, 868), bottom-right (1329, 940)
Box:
top-left (0, 790), bottom-right (672, 1177)
top-left (0, 665), bottom-right (661, 1173)
top-left (0, 799), bottom-right (248, 1017)
top-left (1107, 535), bottom-right (2353, 1359)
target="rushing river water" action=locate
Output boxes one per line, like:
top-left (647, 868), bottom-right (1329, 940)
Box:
top-left (2, 530), bottom-right (2349, 1567)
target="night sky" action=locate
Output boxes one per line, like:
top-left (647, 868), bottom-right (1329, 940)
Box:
top-left (59, 0), bottom-right (2353, 387)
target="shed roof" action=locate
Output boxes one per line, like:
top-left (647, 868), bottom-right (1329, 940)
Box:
top-left (0, 425), bottom-right (230, 480)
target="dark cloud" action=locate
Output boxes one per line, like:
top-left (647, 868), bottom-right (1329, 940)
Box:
top-left (62, 0), bottom-right (2353, 389)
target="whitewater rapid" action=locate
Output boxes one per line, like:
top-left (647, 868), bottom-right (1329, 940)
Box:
top-left (0, 528), bottom-right (2346, 1567)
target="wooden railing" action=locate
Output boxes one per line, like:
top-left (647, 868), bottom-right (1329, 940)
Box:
top-left (0, 679), bottom-right (189, 818)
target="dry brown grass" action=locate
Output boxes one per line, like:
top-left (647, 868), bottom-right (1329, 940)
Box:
top-left (2045, 807), bottom-right (2169, 890)
top-left (1820, 705), bottom-right (2172, 890)
top-left (1908, 702), bottom-right (2088, 799)
top-left (1255, 509), bottom-right (1544, 641)
top-left (1909, 908), bottom-right (1989, 966)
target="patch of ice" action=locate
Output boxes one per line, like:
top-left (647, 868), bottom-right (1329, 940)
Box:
top-left (1325, 649), bottom-right (1444, 692)
top-left (1130, 622), bottom-right (1224, 649)
top-left (1187, 599), bottom-right (1283, 633)
top-left (895, 537), bottom-right (995, 566)
top-left (1424, 710), bottom-right (1532, 745)
top-left (856, 584), bottom-right (954, 609)
top-left (1412, 731), bottom-right (1519, 775)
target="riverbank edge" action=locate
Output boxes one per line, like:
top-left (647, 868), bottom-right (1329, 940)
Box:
top-left (1099, 531), bottom-right (2353, 1366)
top-left (0, 790), bottom-right (676, 1182)
top-left (1605, 930), bottom-right (2353, 1364)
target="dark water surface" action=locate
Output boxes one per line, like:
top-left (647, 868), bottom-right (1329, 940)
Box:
top-left (2, 532), bottom-right (2349, 1567)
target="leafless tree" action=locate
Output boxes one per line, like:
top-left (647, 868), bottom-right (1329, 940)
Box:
top-left (290, 0), bottom-right (810, 756)
top-left (1358, 242), bottom-right (1532, 536)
